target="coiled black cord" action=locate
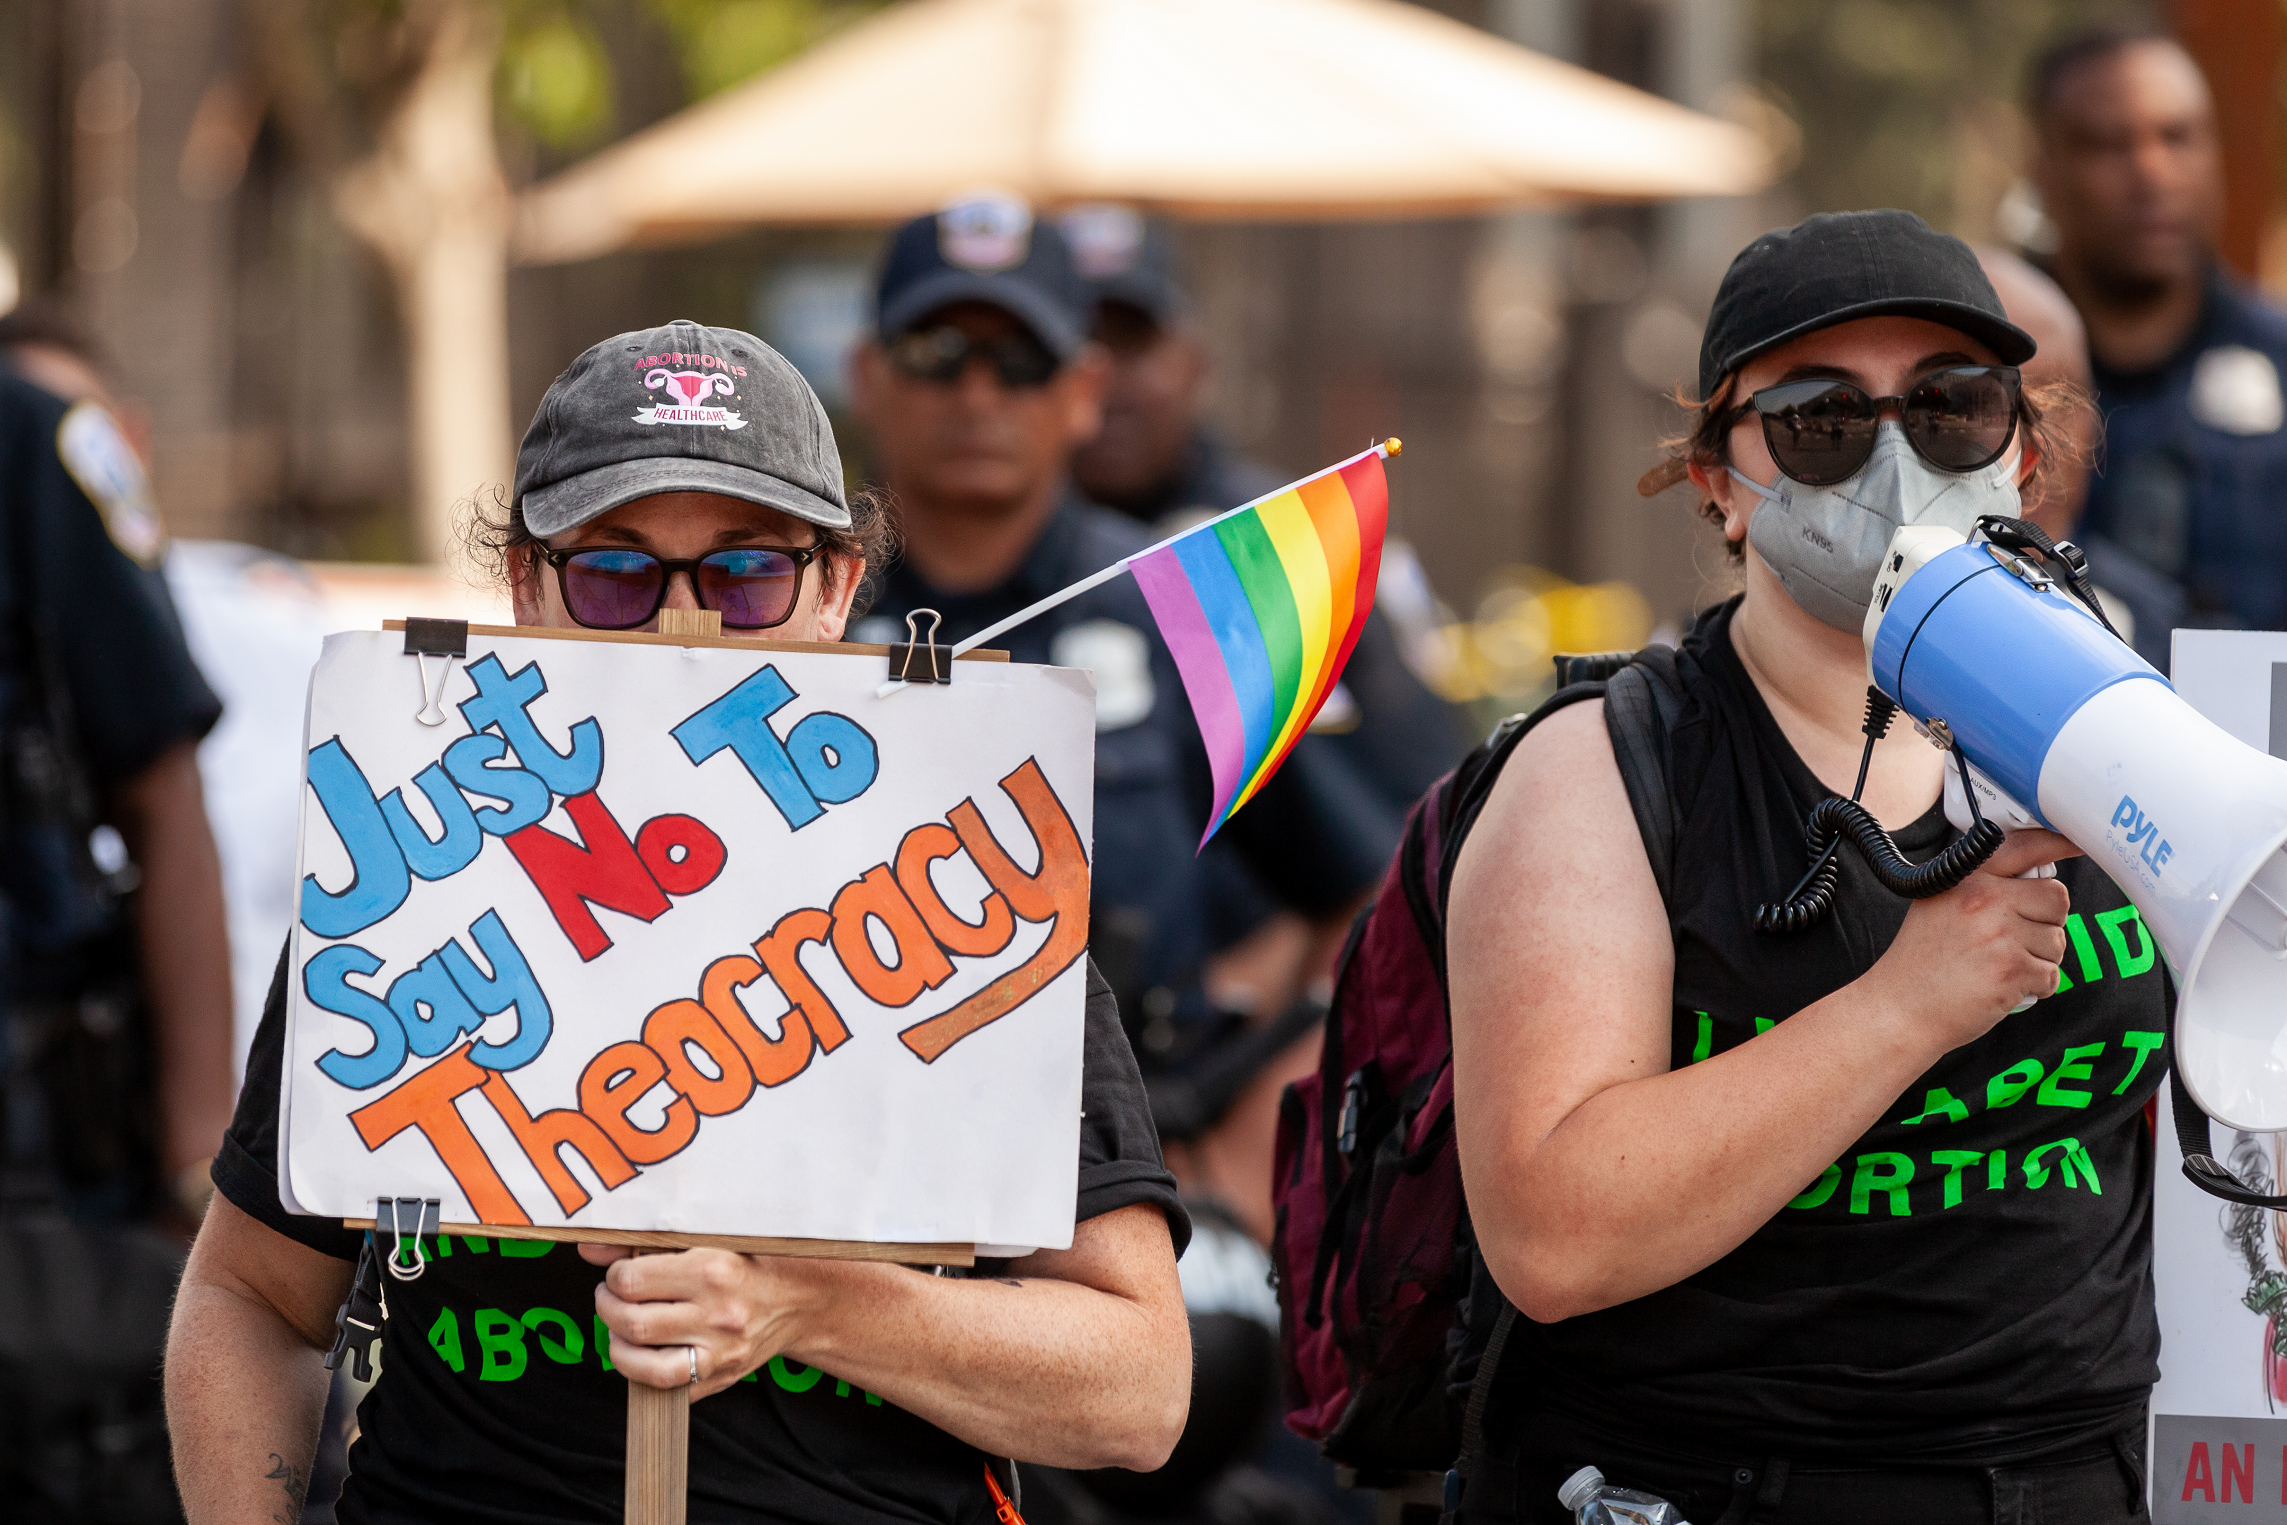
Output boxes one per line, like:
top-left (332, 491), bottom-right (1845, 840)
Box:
top-left (1754, 689), bottom-right (2006, 933)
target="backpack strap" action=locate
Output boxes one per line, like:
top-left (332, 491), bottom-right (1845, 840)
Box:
top-left (1601, 647), bottom-right (1688, 907)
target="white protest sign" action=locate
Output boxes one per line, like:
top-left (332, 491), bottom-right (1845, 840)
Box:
top-left (2150, 629), bottom-right (2287, 1520)
top-left (280, 627), bottom-right (1096, 1254)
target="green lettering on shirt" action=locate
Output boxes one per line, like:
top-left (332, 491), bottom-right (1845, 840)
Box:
top-left (1903, 1088), bottom-right (1969, 1126)
top-left (522, 1307), bottom-right (583, 1364)
top-left (594, 1314), bottom-right (614, 1372)
top-left (1690, 1012), bottom-right (1712, 1064)
top-left (2055, 963), bottom-right (2073, 994)
top-left (1788, 1163), bottom-right (1841, 1210)
top-left (2063, 913), bottom-right (2104, 983)
top-left (1987, 1149), bottom-right (2007, 1190)
top-left (2023, 1138), bottom-right (2096, 1191)
top-left (474, 1309), bottom-right (528, 1381)
top-left (2115, 1031), bottom-right (2165, 1095)
top-left (463, 1236), bottom-right (490, 1254)
top-left (1988, 1059), bottom-right (2044, 1109)
top-left (2095, 906), bottom-right (2156, 978)
top-left (1931, 1150), bottom-right (1984, 1209)
top-left (428, 1308), bottom-right (465, 1373)
top-left (499, 1237), bottom-right (552, 1258)
top-left (2037, 1043), bottom-right (2106, 1109)
top-left (1849, 1152), bottom-right (1914, 1216)
top-left (1754, 1017), bottom-right (1776, 1035)
top-left (770, 1356), bottom-right (825, 1393)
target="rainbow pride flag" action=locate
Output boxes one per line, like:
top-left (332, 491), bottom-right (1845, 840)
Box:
top-left (1130, 445), bottom-right (1391, 843)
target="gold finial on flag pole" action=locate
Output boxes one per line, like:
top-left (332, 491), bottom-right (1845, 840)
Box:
top-left (1379, 437), bottom-right (1403, 458)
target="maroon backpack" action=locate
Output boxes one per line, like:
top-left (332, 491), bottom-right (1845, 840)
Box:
top-left (1270, 647), bottom-right (1686, 1503)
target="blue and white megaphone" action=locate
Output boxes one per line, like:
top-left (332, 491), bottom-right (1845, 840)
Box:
top-left (1862, 523), bottom-right (2287, 1135)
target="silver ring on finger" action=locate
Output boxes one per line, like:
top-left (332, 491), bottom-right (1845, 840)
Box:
top-left (688, 1345), bottom-right (700, 1386)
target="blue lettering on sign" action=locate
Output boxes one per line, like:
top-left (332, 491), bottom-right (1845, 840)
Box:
top-left (382, 764), bottom-right (484, 880)
top-left (442, 733), bottom-right (551, 836)
top-left (308, 944), bottom-right (408, 1089)
top-left (672, 666), bottom-right (879, 829)
top-left (456, 655), bottom-right (604, 799)
top-left (302, 739), bottom-right (412, 938)
top-left (443, 911), bottom-right (553, 1071)
top-left (307, 910), bottom-right (556, 1088)
top-left (2110, 794), bottom-right (2175, 875)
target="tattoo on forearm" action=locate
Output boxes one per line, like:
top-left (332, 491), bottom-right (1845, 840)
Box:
top-left (265, 1452), bottom-right (308, 1524)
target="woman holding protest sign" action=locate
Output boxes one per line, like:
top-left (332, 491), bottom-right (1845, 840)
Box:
top-left (1444, 213), bottom-right (2167, 1523)
top-left (166, 322), bottom-right (1191, 1524)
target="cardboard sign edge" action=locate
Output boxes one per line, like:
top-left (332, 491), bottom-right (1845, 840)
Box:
top-left (380, 619), bottom-right (1010, 663)
top-left (343, 1218), bottom-right (976, 1266)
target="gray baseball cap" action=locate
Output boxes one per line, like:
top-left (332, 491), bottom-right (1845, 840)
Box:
top-left (515, 320), bottom-right (850, 537)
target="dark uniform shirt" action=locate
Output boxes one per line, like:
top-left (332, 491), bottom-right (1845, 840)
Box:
top-left (859, 496), bottom-right (1395, 1030)
top-left (2078, 265), bottom-right (2287, 669)
top-left (0, 370), bottom-right (220, 1212)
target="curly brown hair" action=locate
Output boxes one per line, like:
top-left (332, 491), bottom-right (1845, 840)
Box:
top-left (461, 485), bottom-right (898, 618)
top-left (1636, 373), bottom-right (2092, 560)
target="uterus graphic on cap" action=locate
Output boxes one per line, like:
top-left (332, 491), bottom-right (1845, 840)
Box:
top-left (635, 367), bottom-right (748, 430)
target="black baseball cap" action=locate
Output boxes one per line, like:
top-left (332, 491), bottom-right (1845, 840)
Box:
top-left (1698, 210), bottom-right (2037, 399)
top-left (875, 193), bottom-right (1088, 359)
top-left (1059, 204), bottom-right (1188, 324)
top-left (515, 321), bottom-right (849, 537)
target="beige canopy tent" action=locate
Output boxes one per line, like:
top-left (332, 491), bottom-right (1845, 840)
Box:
top-left (515, 0), bottom-right (1771, 263)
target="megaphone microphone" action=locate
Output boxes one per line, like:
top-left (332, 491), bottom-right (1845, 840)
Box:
top-left (1861, 519), bottom-right (2287, 1136)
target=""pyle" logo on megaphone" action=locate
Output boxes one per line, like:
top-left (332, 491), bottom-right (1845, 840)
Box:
top-left (2110, 796), bottom-right (2175, 877)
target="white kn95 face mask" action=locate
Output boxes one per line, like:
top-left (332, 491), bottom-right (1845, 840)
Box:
top-left (1730, 420), bottom-right (2022, 632)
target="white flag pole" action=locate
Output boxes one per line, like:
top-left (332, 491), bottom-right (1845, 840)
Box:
top-left (874, 439), bottom-right (1400, 698)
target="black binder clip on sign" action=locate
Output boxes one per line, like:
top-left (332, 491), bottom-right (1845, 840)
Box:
top-left (325, 1195), bottom-right (439, 1382)
top-left (886, 608), bottom-right (951, 685)
top-left (406, 618), bottom-right (468, 726)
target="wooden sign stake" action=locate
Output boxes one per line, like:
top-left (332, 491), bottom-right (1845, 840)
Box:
top-left (627, 1378), bottom-right (690, 1525)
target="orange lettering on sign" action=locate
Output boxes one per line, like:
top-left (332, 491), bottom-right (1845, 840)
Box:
top-left (700, 954), bottom-right (818, 1087)
top-left (474, 1068), bottom-right (636, 1215)
top-left (895, 822), bottom-right (1015, 957)
top-left (350, 1045), bottom-right (532, 1225)
top-left (579, 1040), bottom-right (697, 1164)
top-left (831, 864), bottom-right (956, 1008)
top-left (643, 998), bottom-right (756, 1116)
top-left (755, 908), bottom-right (851, 1052)
top-left (901, 758), bottom-right (1090, 1062)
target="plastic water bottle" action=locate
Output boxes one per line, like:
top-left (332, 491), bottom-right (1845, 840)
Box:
top-left (1557, 1466), bottom-right (1691, 1525)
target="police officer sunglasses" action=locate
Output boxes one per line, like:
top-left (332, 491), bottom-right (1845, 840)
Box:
top-left (539, 545), bottom-right (817, 631)
top-left (1724, 364), bottom-right (2022, 487)
top-left (888, 326), bottom-right (1062, 389)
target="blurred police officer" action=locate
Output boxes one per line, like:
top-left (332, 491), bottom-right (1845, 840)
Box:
top-left (852, 199), bottom-right (1388, 1524)
top-left (2032, 23), bottom-right (2287, 667)
top-left (0, 303), bottom-right (233, 1519)
top-left (852, 194), bottom-right (1393, 1044)
top-left (1062, 207), bottom-right (1460, 830)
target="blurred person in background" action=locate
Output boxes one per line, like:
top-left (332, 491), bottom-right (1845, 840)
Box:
top-left (852, 196), bottom-right (1391, 1525)
top-left (1974, 249), bottom-right (2098, 543)
top-left (2030, 22), bottom-right (2287, 669)
top-left (0, 301), bottom-right (234, 1520)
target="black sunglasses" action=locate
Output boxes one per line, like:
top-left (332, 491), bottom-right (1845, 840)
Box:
top-left (1726, 365), bottom-right (2023, 487)
top-left (540, 544), bottom-right (816, 631)
top-left (888, 326), bottom-right (1061, 389)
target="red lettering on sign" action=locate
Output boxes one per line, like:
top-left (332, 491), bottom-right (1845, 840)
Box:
top-left (505, 791), bottom-right (672, 960)
top-left (2184, 1441), bottom-right (2215, 1502)
top-left (2224, 1441), bottom-right (2255, 1503)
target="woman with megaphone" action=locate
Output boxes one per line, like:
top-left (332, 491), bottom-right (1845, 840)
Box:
top-left (1445, 211), bottom-right (2166, 1524)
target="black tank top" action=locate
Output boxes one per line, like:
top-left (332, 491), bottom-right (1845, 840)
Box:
top-left (1511, 599), bottom-right (2166, 1465)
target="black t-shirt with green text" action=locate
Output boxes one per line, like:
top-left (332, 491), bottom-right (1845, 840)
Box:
top-left (1514, 600), bottom-right (2169, 1465)
top-left (214, 955), bottom-right (1185, 1525)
